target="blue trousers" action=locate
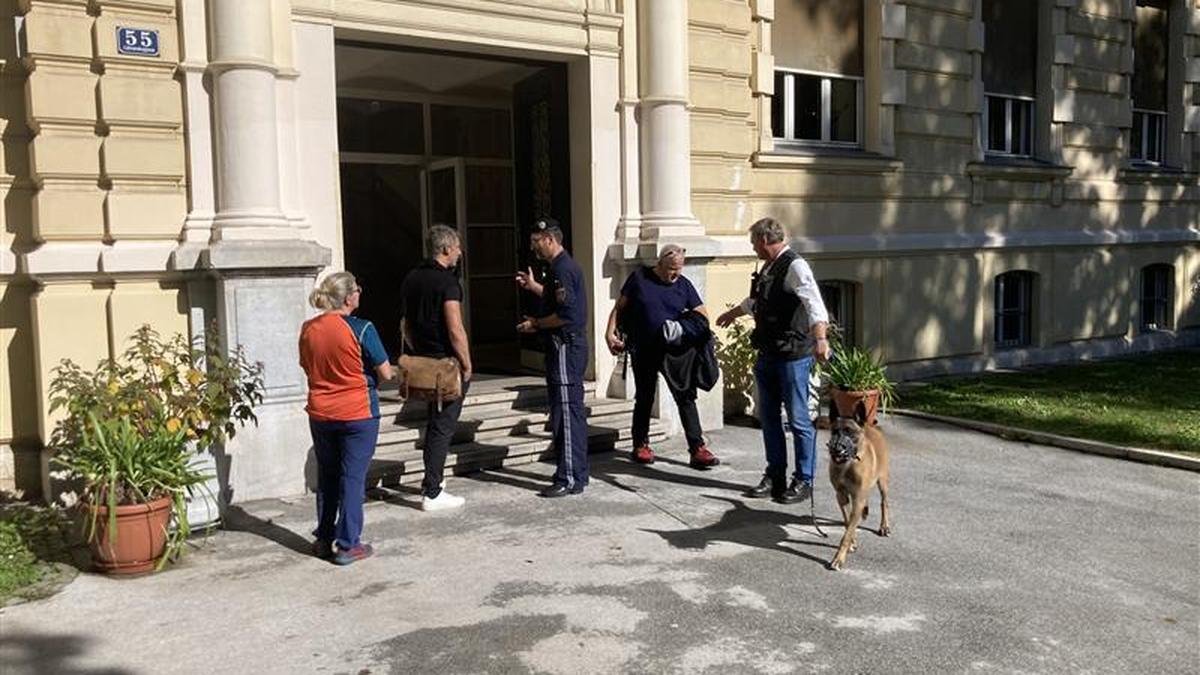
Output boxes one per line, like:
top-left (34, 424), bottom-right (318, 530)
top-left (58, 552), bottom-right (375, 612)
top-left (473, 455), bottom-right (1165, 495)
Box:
top-left (310, 417), bottom-right (379, 551)
top-left (754, 354), bottom-right (817, 483)
top-left (546, 334), bottom-right (589, 489)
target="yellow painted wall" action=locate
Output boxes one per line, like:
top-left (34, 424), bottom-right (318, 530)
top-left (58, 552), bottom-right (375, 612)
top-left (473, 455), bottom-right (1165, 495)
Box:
top-left (882, 254), bottom-right (982, 362)
top-left (1051, 249), bottom-right (1133, 343)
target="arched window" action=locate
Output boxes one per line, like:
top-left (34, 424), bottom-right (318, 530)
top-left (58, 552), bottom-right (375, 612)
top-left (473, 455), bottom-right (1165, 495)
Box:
top-left (819, 280), bottom-right (859, 347)
top-left (1141, 264), bottom-right (1174, 331)
top-left (994, 271), bottom-right (1036, 348)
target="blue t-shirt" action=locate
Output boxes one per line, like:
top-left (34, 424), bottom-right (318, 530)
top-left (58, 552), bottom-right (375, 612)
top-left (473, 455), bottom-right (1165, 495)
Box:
top-left (340, 315), bottom-right (389, 418)
top-left (620, 267), bottom-right (702, 344)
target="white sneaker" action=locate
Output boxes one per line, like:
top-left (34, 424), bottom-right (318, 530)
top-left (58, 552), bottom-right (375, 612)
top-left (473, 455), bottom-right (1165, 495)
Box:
top-left (421, 490), bottom-right (465, 512)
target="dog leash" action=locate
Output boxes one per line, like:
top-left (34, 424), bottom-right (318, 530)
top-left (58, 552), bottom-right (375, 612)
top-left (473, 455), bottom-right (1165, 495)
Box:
top-left (810, 485), bottom-right (828, 538)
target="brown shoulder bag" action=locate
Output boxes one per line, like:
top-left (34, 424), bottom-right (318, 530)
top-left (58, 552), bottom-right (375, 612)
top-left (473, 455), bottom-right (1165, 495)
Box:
top-left (397, 342), bottom-right (462, 409)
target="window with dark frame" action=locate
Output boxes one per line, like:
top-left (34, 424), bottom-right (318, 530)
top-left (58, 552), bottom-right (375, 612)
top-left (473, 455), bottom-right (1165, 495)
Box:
top-left (1131, 0), bottom-right (1170, 164)
top-left (982, 0), bottom-right (1037, 158)
top-left (818, 280), bottom-right (858, 347)
top-left (1140, 264), bottom-right (1174, 332)
top-left (994, 271), bottom-right (1034, 348)
top-left (771, 1), bottom-right (863, 148)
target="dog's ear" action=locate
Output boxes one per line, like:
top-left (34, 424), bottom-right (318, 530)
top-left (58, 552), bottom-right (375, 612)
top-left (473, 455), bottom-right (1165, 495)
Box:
top-left (853, 400), bottom-right (868, 426)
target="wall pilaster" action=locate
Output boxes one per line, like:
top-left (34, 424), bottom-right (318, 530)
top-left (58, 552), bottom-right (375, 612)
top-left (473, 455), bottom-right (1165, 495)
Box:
top-left (637, 0), bottom-right (702, 241)
top-left (207, 0), bottom-right (290, 240)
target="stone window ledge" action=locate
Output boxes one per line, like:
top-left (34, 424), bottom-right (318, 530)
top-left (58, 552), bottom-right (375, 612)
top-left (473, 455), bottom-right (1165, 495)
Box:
top-left (966, 158), bottom-right (1073, 182)
top-left (1116, 165), bottom-right (1200, 185)
top-left (753, 149), bottom-right (903, 175)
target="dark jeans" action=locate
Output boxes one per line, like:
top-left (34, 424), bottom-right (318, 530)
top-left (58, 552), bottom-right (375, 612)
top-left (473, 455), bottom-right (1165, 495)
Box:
top-left (631, 347), bottom-right (704, 451)
top-left (422, 379), bottom-right (469, 498)
top-left (310, 417), bottom-right (380, 551)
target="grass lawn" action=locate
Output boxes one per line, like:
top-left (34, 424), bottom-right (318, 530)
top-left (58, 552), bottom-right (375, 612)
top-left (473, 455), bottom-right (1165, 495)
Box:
top-left (900, 350), bottom-right (1200, 456)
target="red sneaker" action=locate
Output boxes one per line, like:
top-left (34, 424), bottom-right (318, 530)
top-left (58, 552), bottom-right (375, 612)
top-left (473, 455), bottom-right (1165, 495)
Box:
top-left (689, 445), bottom-right (720, 469)
top-left (631, 445), bottom-right (656, 464)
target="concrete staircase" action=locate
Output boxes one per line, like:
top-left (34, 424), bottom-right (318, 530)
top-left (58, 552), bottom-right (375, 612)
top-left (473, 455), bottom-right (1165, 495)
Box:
top-left (368, 375), bottom-right (666, 487)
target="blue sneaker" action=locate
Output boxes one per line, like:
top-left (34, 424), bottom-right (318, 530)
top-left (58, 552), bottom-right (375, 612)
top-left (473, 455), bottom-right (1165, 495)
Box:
top-left (333, 543), bottom-right (374, 566)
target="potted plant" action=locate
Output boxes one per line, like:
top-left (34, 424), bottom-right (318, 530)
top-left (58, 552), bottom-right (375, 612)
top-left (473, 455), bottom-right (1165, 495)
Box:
top-left (821, 332), bottom-right (896, 426)
top-left (48, 325), bottom-right (263, 574)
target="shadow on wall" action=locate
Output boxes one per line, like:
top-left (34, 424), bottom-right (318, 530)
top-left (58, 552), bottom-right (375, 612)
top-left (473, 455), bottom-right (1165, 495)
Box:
top-left (758, 3), bottom-right (1197, 366)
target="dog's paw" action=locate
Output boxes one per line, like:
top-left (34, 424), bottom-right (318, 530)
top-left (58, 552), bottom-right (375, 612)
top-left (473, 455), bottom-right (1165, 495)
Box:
top-left (828, 559), bottom-right (843, 571)
top-left (879, 524), bottom-right (891, 537)
top-left (849, 541), bottom-right (859, 552)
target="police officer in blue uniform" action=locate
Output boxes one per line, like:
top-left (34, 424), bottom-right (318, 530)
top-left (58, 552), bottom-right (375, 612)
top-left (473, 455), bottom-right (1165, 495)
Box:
top-left (516, 218), bottom-right (589, 497)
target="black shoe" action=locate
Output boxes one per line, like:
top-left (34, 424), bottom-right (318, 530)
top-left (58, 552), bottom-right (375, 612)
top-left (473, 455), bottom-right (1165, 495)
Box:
top-left (745, 474), bottom-right (776, 499)
top-left (777, 478), bottom-right (813, 504)
top-left (539, 483), bottom-right (584, 498)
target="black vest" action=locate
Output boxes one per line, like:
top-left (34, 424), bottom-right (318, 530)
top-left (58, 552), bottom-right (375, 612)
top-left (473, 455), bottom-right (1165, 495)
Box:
top-left (750, 249), bottom-right (812, 359)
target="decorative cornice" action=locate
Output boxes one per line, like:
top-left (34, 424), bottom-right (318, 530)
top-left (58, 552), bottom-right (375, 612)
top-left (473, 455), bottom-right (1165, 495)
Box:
top-left (753, 151), bottom-right (903, 174)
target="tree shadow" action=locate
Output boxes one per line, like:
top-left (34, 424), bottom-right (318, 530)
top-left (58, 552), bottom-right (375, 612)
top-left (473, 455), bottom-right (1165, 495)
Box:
top-left (641, 495), bottom-right (840, 569)
top-left (0, 631), bottom-right (135, 675)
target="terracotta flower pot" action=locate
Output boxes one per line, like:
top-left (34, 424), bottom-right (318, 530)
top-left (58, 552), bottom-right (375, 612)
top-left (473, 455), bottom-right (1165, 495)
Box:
top-left (831, 388), bottom-right (880, 426)
top-left (89, 496), bottom-right (172, 575)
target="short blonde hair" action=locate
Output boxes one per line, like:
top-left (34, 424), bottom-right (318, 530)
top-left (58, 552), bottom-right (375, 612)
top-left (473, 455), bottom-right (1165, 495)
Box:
top-left (309, 271), bottom-right (357, 310)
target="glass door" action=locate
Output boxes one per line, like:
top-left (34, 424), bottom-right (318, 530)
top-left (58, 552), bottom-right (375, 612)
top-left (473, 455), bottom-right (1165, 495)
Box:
top-left (422, 158), bottom-right (520, 372)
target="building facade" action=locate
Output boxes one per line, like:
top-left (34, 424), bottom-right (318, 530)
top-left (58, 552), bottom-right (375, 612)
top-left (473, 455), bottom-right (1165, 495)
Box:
top-left (1, 0), bottom-right (1197, 501)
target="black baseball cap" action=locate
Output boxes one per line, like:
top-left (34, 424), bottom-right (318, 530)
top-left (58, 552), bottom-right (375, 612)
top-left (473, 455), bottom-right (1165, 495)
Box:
top-left (532, 217), bottom-right (562, 237)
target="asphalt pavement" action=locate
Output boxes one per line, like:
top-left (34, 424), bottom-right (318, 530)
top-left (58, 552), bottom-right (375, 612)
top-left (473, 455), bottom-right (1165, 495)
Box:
top-left (2, 416), bottom-right (1197, 674)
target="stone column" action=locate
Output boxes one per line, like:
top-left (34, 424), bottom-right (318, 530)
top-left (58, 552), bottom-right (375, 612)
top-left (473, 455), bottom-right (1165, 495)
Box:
top-left (207, 0), bottom-right (290, 240)
top-left (173, 0), bottom-right (329, 505)
top-left (637, 0), bottom-right (703, 240)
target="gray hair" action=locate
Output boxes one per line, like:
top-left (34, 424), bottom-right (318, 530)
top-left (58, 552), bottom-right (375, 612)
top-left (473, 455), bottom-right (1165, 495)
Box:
top-left (309, 271), bottom-right (357, 310)
top-left (426, 225), bottom-right (461, 256)
top-left (657, 244), bottom-right (685, 265)
top-left (749, 217), bottom-right (786, 245)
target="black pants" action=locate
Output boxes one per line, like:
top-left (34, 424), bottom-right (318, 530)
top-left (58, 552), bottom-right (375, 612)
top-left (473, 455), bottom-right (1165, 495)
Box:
top-left (421, 379), bottom-right (469, 498)
top-left (631, 348), bottom-right (704, 451)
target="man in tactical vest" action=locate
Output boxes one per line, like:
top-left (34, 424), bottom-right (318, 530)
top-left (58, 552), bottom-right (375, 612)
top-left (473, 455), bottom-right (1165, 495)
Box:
top-left (716, 217), bottom-right (830, 503)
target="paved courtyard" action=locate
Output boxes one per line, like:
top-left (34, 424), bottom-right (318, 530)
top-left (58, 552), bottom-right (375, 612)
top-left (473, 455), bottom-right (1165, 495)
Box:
top-left (2, 416), bottom-right (1197, 674)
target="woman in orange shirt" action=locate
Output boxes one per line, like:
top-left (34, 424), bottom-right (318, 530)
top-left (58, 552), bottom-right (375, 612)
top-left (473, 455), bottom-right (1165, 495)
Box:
top-left (299, 271), bottom-right (393, 565)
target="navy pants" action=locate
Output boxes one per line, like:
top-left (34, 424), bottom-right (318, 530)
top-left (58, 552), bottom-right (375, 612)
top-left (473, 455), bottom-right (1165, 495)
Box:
top-left (310, 417), bottom-right (379, 551)
top-left (631, 346), bottom-right (704, 451)
top-left (546, 334), bottom-right (589, 489)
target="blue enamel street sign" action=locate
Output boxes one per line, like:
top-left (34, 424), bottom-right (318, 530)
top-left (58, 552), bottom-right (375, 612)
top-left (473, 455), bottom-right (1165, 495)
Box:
top-left (117, 27), bottom-right (160, 57)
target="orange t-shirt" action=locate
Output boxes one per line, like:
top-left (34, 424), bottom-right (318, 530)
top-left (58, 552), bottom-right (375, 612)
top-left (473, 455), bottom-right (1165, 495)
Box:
top-left (299, 313), bottom-right (388, 421)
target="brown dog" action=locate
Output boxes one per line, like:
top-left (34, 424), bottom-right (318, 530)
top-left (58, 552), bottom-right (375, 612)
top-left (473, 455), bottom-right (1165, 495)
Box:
top-left (826, 416), bottom-right (891, 570)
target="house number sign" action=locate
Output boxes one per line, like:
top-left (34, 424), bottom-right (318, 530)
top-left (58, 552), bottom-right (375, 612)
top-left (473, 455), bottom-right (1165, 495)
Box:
top-left (116, 27), bottom-right (160, 57)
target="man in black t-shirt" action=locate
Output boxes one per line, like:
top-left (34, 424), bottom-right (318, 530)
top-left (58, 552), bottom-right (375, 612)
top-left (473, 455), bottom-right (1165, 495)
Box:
top-left (400, 225), bottom-right (473, 511)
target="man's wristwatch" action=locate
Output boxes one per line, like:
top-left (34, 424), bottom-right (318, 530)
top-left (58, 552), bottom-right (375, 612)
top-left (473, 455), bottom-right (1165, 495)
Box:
top-left (531, 317), bottom-right (540, 330)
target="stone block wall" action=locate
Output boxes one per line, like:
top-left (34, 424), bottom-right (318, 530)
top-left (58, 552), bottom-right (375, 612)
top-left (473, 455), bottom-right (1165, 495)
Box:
top-left (689, 0), bottom-right (1199, 379)
top-left (1, 0), bottom-right (190, 497)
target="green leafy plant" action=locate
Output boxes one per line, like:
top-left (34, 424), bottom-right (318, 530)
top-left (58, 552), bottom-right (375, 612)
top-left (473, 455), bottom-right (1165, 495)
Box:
top-left (716, 316), bottom-right (758, 415)
top-left (48, 324), bottom-right (264, 569)
top-left (822, 329), bottom-right (897, 409)
top-left (0, 520), bottom-right (42, 598)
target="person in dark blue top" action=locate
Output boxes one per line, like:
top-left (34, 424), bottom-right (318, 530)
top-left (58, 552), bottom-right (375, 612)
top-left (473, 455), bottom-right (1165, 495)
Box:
top-left (515, 218), bottom-right (589, 497)
top-left (605, 244), bottom-right (720, 470)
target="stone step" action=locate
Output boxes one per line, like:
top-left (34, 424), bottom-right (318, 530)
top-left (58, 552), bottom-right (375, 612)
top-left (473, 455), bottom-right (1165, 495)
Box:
top-left (378, 378), bottom-right (599, 420)
top-left (367, 415), bottom-right (665, 487)
top-left (376, 398), bottom-right (635, 449)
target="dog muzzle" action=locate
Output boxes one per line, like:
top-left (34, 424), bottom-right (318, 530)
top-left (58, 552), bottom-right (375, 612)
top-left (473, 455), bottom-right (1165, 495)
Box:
top-left (827, 432), bottom-right (859, 464)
